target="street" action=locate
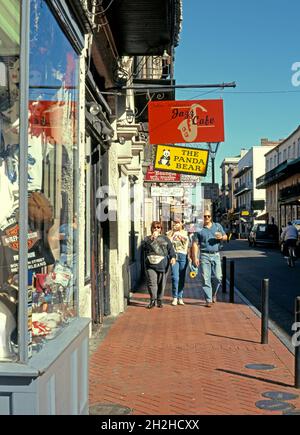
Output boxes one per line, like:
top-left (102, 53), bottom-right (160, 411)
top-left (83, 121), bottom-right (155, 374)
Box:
top-left (221, 239), bottom-right (300, 338)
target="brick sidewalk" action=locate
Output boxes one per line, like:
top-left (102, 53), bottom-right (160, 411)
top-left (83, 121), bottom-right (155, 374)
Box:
top-left (89, 275), bottom-right (300, 415)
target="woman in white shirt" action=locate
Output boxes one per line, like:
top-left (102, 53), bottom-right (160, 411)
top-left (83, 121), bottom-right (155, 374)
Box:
top-left (167, 220), bottom-right (189, 306)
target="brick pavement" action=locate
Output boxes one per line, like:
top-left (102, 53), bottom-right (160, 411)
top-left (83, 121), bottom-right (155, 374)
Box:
top-left (89, 275), bottom-right (300, 415)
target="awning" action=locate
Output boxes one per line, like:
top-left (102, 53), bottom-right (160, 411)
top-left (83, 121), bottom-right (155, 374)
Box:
top-left (255, 212), bottom-right (269, 221)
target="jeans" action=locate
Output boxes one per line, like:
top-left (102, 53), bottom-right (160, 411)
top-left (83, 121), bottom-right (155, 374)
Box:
top-left (171, 253), bottom-right (188, 298)
top-left (200, 252), bottom-right (222, 303)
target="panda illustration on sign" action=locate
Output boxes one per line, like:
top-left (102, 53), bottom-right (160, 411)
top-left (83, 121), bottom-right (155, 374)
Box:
top-left (158, 149), bottom-right (171, 166)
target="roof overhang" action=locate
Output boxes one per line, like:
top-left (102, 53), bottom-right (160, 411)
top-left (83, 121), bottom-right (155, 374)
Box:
top-left (256, 157), bottom-right (300, 189)
top-left (102, 0), bottom-right (182, 55)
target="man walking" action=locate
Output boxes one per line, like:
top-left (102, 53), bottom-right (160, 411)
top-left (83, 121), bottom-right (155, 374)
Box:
top-left (281, 221), bottom-right (298, 258)
top-left (192, 210), bottom-right (227, 307)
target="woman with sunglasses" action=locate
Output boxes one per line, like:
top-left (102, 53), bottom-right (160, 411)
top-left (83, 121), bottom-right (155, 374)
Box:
top-left (143, 221), bottom-right (176, 309)
top-left (166, 219), bottom-right (189, 306)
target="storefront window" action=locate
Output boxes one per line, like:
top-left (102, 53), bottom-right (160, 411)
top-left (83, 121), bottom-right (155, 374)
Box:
top-left (28, 0), bottom-right (79, 354)
top-left (0, 0), bottom-right (21, 361)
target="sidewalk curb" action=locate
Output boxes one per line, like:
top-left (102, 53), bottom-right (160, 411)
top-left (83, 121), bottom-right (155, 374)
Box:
top-left (230, 280), bottom-right (294, 355)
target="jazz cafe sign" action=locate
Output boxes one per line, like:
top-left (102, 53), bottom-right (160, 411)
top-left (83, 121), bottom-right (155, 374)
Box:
top-left (154, 145), bottom-right (209, 176)
top-left (148, 99), bottom-right (224, 144)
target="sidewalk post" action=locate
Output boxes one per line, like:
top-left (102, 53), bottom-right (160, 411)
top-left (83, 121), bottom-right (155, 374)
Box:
top-left (222, 256), bottom-right (227, 293)
top-left (229, 260), bottom-right (234, 303)
top-left (261, 279), bottom-right (269, 344)
top-left (295, 297), bottom-right (300, 388)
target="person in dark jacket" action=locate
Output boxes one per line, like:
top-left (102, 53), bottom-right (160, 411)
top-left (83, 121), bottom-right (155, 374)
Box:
top-left (143, 221), bottom-right (176, 308)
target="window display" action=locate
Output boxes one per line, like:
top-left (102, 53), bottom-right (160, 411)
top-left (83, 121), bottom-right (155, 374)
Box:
top-left (28, 0), bottom-right (79, 353)
top-left (0, 0), bottom-right (80, 361)
top-left (0, 0), bottom-right (21, 361)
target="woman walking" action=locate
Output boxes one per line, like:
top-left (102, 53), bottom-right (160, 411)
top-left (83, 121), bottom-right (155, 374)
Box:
top-left (143, 221), bottom-right (176, 308)
top-left (167, 220), bottom-right (189, 306)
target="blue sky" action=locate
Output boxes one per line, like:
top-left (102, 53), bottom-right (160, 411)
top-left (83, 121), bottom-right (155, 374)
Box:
top-left (174, 0), bottom-right (300, 183)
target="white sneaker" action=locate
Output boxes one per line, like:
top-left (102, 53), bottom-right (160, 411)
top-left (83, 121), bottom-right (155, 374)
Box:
top-left (178, 298), bottom-right (185, 305)
top-left (171, 298), bottom-right (178, 306)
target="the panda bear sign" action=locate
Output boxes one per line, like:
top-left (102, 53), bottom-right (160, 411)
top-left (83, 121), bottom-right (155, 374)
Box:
top-left (158, 149), bottom-right (171, 166)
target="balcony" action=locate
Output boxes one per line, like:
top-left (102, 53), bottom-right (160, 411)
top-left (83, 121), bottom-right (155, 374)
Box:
top-left (256, 157), bottom-right (300, 189)
top-left (256, 161), bottom-right (288, 189)
top-left (279, 183), bottom-right (300, 203)
top-left (133, 78), bottom-right (175, 122)
top-left (233, 183), bottom-right (253, 196)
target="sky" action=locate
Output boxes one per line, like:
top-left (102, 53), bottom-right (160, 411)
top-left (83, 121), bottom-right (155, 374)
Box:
top-left (174, 0), bottom-right (300, 184)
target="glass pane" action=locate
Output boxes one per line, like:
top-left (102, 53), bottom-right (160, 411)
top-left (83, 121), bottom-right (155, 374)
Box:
top-left (29, 0), bottom-right (79, 354)
top-left (0, 0), bottom-right (20, 362)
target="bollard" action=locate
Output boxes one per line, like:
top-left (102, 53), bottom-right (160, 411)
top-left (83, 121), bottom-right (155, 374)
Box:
top-left (229, 260), bottom-right (235, 303)
top-left (222, 256), bottom-right (227, 293)
top-left (261, 279), bottom-right (269, 344)
top-left (295, 297), bottom-right (300, 388)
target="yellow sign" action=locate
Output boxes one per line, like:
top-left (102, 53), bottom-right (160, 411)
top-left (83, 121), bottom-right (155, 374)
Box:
top-left (154, 145), bottom-right (209, 176)
top-left (241, 210), bottom-right (250, 216)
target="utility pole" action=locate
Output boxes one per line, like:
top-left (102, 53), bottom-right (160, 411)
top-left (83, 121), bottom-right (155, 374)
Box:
top-left (207, 142), bottom-right (220, 221)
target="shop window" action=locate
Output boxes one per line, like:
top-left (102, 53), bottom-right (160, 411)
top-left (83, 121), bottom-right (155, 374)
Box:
top-left (27, 0), bottom-right (79, 355)
top-left (0, 0), bottom-right (21, 361)
top-left (84, 137), bottom-right (91, 282)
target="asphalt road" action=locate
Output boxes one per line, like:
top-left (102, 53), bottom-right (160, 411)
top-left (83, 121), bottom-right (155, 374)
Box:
top-left (221, 239), bottom-right (300, 338)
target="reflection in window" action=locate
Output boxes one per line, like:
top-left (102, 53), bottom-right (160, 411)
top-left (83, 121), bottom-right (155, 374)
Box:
top-left (0, 0), bottom-right (20, 361)
top-left (28, 0), bottom-right (79, 354)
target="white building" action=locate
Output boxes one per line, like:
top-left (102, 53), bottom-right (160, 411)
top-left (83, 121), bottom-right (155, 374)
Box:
top-left (256, 125), bottom-right (300, 227)
top-left (233, 140), bottom-right (279, 236)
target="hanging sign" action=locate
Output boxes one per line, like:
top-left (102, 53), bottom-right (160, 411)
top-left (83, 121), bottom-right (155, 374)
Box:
top-left (151, 186), bottom-right (184, 197)
top-left (144, 164), bottom-right (181, 182)
top-left (148, 99), bottom-right (224, 144)
top-left (154, 145), bottom-right (209, 176)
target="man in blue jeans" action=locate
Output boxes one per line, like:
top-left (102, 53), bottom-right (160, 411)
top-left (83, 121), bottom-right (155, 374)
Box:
top-left (192, 211), bottom-right (227, 307)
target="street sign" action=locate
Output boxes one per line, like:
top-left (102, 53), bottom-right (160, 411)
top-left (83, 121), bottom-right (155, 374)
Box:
top-left (148, 99), bottom-right (224, 144)
top-left (180, 174), bottom-right (201, 183)
top-left (240, 210), bottom-right (250, 216)
top-left (144, 164), bottom-right (181, 182)
top-left (202, 182), bottom-right (219, 200)
top-left (154, 145), bottom-right (209, 176)
top-left (151, 186), bottom-right (184, 197)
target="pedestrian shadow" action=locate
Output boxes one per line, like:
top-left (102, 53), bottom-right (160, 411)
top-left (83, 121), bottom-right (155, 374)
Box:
top-left (206, 333), bottom-right (258, 344)
top-left (216, 368), bottom-right (292, 388)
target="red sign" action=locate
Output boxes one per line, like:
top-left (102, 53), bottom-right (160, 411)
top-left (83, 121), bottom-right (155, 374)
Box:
top-left (144, 165), bottom-right (181, 183)
top-left (148, 99), bottom-right (224, 144)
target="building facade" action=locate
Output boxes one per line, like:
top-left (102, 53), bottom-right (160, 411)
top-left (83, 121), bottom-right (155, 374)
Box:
top-left (0, 0), bottom-right (182, 415)
top-left (233, 140), bottom-right (279, 236)
top-left (256, 125), bottom-right (300, 228)
top-left (219, 150), bottom-right (247, 228)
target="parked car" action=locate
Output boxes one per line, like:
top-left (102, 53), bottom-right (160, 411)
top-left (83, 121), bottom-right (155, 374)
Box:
top-left (248, 223), bottom-right (279, 247)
